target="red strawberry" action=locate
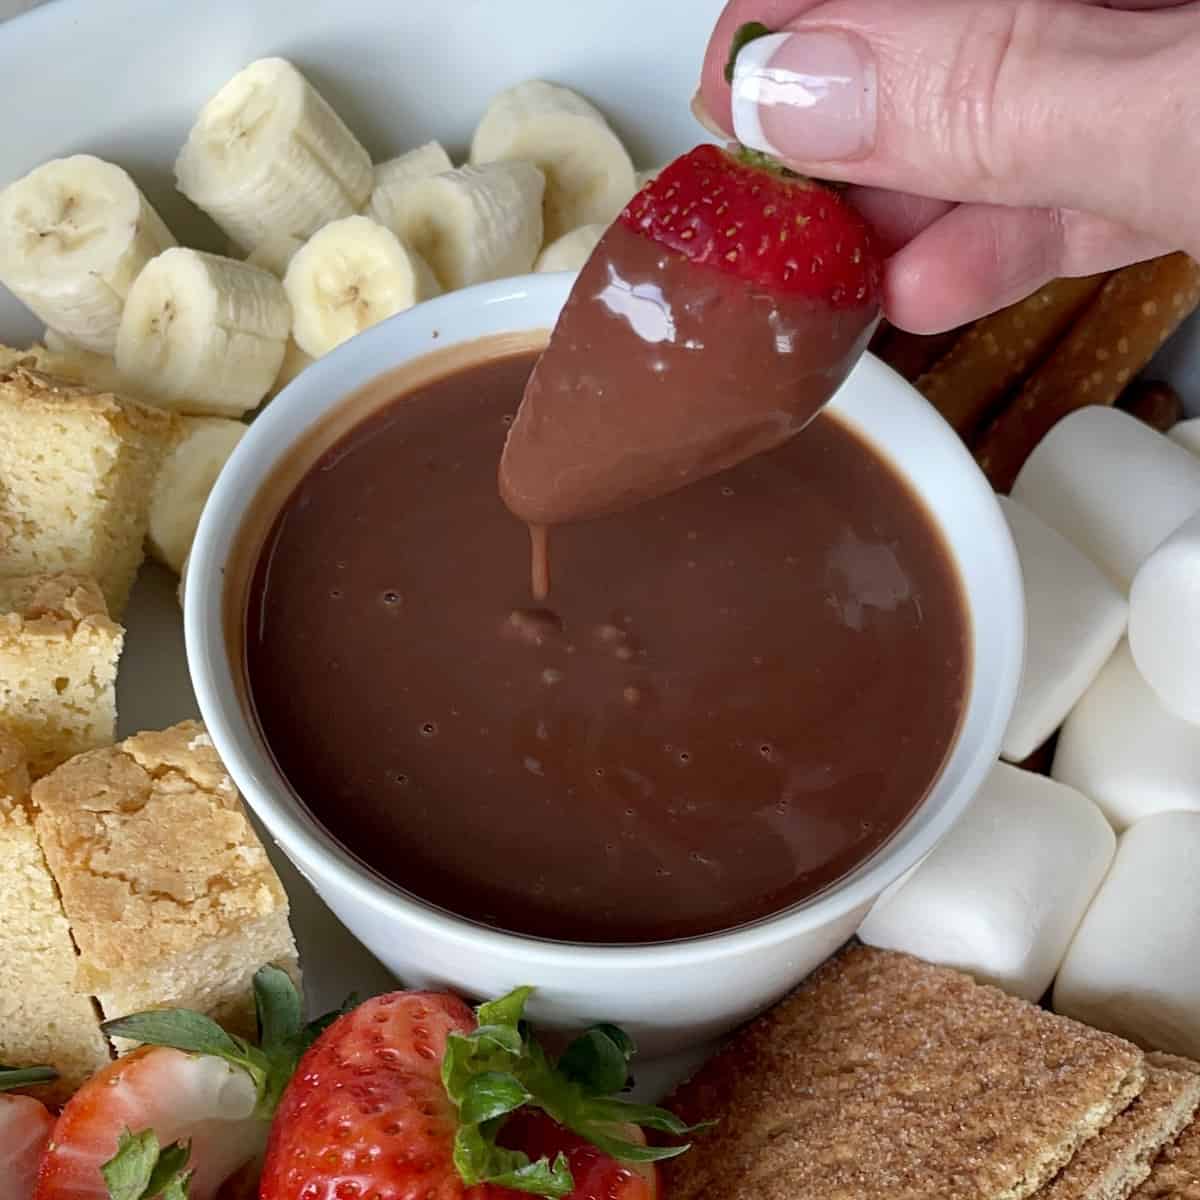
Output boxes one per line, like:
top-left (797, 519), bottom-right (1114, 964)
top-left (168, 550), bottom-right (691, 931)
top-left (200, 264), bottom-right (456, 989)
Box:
top-left (1, 1068), bottom-right (55, 1200)
top-left (32, 965), bottom-right (333, 1200)
top-left (622, 144), bottom-right (879, 305)
top-left (32, 1049), bottom-right (264, 1200)
top-left (259, 987), bottom-right (698, 1200)
top-left (258, 991), bottom-right (482, 1200)
top-left (499, 141), bottom-right (882, 530)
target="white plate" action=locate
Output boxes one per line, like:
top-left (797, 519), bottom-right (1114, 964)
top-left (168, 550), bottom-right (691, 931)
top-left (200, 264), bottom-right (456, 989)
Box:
top-left (0, 0), bottom-right (1194, 1096)
top-left (0, 0), bottom-right (734, 1093)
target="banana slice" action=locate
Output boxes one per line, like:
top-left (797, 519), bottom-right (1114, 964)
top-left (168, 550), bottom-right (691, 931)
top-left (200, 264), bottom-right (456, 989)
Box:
top-left (115, 247), bottom-right (290, 417)
top-left (284, 215), bottom-right (442, 358)
top-left (470, 81), bottom-right (635, 242)
top-left (175, 57), bottom-right (373, 252)
top-left (534, 223), bottom-right (604, 273)
top-left (367, 141), bottom-right (454, 232)
top-left (246, 232), bottom-right (304, 278)
top-left (149, 416), bottom-right (247, 574)
top-left (390, 162), bottom-right (544, 291)
top-left (0, 155), bottom-right (176, 354)
top-left (271, 338), bottom-right (314, 395)
top-left (37, 327), bottom-right (158, 402)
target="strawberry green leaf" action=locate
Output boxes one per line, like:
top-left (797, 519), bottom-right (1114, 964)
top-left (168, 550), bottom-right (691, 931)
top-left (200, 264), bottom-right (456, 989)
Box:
top-left (557, 1025), bottom-right (634, 1096)
top-left (459, 1072), bottom-right (532, 1125)
top-left (453, 1124), bottom-right (573, 1198)
top-left (101, 1010), bottom-right (272, 1113)
top-left (100, 1009), bottom-right (245, 1062)
top-left (472, 1023), bottom-right (525, 1055)
top-left (100, 967), bottom-right (339, 1121)
top-left (476, 986), bottom-right (534, 1029)
top-left (578, 1097), bottom-right (711, 1136)
top-left (483, 1155), bottom-right (575, 1198)
top-left (102, 1128), bottom-right (193, 1200)
top-left (102, 1129), bottom-right (157, 1200)
top-left (443, 1030), bottom-right (521, 1104)
top-left (144, 1141), bottom-right (193, 1200)
top-left (724, 20), bottom-right (773, 83)
top-left (253, 965), bottom-right (303, 1058)
top-left (583, 1130), bottom-right (692, 1165)
top-left (0, 1064), bottom-right (57, 1093)
top-left (591, 1023), bottom-right (634, 1060)
top-left (158, 1174), bottom-right (193, 1200)
top-left (441, 987), bottom-right (706, 1197)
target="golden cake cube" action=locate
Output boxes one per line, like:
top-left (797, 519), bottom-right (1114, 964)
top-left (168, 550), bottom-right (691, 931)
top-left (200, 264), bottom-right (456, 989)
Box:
top-left (0, 572), bottom-right (123, 778)
top-left (0, 364), bottom-right (177, 616)
top-left (32, 720), bottom-right (299, 1041)
top-left (0, 729), bottom-right (112, 1101)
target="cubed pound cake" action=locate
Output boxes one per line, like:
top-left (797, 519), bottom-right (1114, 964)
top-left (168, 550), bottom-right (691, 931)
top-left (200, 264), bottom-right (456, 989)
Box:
top-left (32, 720), bottom-right (299, 1042)
top-left (0, 573), bottom-right (122, 777)
top-left (0, 364), bottom-right (177, 616)
top-left (663, 945), bottom-right (1146, 1200)
top-left (0, 730), bottom-right (112, 1101)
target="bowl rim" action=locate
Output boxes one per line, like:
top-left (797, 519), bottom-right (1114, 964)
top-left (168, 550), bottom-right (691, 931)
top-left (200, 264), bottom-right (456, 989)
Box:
top-left (186, 272), bottom-right (1025, 968)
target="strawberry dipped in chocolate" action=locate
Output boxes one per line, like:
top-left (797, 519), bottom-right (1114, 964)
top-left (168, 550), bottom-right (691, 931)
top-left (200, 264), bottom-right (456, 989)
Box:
top-left (499, 141), bottom-right (882, 538)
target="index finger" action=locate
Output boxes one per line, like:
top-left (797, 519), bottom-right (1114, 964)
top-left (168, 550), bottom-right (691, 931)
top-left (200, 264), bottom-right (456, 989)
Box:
top-left (698, 0), bottom-right (1197, 144)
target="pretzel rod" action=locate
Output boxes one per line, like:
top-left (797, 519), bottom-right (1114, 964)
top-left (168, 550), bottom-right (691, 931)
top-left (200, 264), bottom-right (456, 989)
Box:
top-left (917, 275), bottom-right (1110, 437)
top-left (974, 253), bottom-right (1200, 492)
top-left (874, 325), bottom-right (963, 382)
top-left (1116, 377), bottom-right (1184, 433)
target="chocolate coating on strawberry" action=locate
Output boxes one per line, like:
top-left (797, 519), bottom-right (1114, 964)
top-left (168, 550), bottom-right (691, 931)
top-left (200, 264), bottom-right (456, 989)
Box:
top-left (500, 143), bottom-right (883, 531)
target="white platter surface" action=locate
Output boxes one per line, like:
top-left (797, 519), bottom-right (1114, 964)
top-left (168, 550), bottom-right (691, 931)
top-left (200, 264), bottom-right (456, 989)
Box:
top-left (1, 0), bottom-right (1196, 1097)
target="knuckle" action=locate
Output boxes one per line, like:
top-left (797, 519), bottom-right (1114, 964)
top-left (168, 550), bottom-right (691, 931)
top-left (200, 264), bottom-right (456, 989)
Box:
top-left (935, 1), bottom-right (1046, 189)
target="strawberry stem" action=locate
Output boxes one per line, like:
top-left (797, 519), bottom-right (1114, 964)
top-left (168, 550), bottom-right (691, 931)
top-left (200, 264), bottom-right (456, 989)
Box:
top-left (724, 21), bottom-right (773, 83)
top-left (441, 988), bottom-right (708, 1199)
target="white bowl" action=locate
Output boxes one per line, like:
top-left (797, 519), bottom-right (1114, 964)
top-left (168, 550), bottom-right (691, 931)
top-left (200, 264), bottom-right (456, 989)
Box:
top-left (186, 273), bottom-right (1024, 1055)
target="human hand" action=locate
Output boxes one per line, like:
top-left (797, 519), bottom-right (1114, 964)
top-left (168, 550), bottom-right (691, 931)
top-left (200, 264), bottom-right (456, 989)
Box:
top-left (698, 0), bottom-right (1199, 333)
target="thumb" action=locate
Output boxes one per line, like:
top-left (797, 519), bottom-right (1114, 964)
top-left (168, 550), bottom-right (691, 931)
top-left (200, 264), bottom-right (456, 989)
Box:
top-left (713, 0), bottom-right (1200, 251)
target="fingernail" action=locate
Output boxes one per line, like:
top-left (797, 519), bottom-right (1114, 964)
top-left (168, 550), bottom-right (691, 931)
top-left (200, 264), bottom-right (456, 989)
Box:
top-left (730, 31), bottom-right (877, 162)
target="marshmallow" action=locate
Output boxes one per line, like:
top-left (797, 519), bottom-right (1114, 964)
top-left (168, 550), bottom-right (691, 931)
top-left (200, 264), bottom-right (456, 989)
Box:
top-left (1054, 810), bottom-right (1200, 1059)
top-left (1129, 509), bottom-right (1200, 724)
top-left (1169, 417), bottom-right (1200, 457)
top-left (859, 762), bottom-right (1114, 1002)
top-left (998, 497), bottom-right (1127, 762)
top-left (1012, 407), bottom-right (1200, 588)
top-left (1052, 639), bottom-right (1200, 829)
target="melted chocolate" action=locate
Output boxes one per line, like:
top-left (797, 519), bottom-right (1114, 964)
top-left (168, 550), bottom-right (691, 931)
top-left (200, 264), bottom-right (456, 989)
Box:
top-left (246, 349), bottom-right (969, 944)
top-left (499, 221), bottom-right (876, 528)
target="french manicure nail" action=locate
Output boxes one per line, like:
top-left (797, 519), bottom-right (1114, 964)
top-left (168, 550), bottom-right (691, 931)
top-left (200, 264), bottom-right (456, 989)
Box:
top-left (730, 31), bottom-right (877, 162)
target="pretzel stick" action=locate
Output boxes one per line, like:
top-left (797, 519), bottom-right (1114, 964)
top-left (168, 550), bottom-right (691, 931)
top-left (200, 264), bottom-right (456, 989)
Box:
top-left (917, 275), bottom-right (1109, 437)
top-left (974, 253), bottom-right (1200, 492)
top-left (1117, 378), bottom-right (1184, 433)
top-left (874, 325), bottom-right (963, 382)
